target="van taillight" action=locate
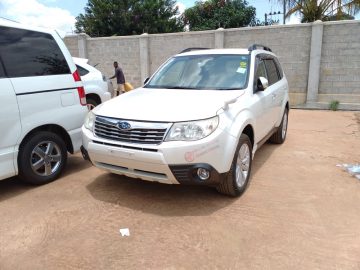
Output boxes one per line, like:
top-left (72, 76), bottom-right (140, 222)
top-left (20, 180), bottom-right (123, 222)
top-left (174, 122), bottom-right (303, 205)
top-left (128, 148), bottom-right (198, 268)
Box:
top-left (72, 70), bottom-right (81, 82)
top-left (77, 87), bottom-right (87, 106)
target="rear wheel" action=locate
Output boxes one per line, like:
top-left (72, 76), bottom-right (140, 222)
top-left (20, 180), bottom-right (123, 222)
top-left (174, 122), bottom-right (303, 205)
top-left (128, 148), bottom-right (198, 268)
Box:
top-left (18, 131), bottom-right (67, 185)
top-left (86, 98), bottom-right (98, 111)
top-left (269, 108), bottom-right (288, 144)
top-left (217, 134), bottom-right (252, 197)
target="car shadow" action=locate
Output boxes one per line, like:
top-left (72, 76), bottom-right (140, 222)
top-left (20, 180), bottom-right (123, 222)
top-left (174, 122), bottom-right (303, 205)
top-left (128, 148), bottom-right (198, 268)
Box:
top-left (0, 155), bottom-right (91, 202)
top-left (86, 143), bottom-right (277, 217)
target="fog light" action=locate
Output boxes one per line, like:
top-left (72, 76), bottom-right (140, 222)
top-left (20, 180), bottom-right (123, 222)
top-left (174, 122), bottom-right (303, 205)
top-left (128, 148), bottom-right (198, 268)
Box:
top-left (197, 168), bottom-right (210, 181)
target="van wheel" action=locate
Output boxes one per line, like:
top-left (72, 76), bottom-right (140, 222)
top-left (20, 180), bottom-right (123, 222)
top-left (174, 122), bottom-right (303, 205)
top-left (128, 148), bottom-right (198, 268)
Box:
top-left (216, 134), bottom-right (252, 197)
top-left (86, 98), bottom-right (98, 110)
top-left (18, 131), bottom-right (67, 185)
top-left (269, 108), bottom-right (288, 144)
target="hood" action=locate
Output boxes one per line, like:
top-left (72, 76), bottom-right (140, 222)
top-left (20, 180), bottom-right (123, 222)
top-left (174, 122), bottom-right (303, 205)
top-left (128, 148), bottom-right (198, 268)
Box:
top-left (93, 88), bottom-right (245, 122)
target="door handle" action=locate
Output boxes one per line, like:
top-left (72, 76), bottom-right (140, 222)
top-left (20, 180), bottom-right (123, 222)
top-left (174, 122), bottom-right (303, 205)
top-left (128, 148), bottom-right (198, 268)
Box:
top-left (272, 93), bottom-right (276, 100)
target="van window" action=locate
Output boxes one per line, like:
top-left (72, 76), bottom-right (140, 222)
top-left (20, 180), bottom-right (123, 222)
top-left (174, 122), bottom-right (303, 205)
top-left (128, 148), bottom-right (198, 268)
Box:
top-left (264, 59), bottom-right (280, 85)
top-left (0, 26), bottom-right (71, 78)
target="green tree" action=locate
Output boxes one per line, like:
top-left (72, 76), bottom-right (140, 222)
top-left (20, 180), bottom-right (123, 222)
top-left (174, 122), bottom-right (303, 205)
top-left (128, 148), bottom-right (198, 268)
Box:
top-left (182, 0), bottom-right (256, 31)
top-left (75, 0), bottom-right (184, 36)
top-left (280, 0), bottom-right (360, 22)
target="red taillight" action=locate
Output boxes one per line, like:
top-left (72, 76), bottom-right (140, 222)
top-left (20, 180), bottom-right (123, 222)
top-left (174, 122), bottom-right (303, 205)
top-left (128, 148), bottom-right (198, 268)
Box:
top-left (73, 70), bottom-right (86, 106)
top-left (72, 70), bottom-right (81, 82)
top-left (77, 87), bottom-right (87, 106)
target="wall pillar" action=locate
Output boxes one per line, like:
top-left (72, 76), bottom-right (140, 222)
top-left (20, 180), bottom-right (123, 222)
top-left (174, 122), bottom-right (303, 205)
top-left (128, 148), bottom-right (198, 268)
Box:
top-left (214, 28), bottom-right (225, 49)
top-left (306, 20), bottom-right (323, 103)
top-left (139, 33), bottom-right (150, 84)
top-left (77, 33), bottom-right (89, 58)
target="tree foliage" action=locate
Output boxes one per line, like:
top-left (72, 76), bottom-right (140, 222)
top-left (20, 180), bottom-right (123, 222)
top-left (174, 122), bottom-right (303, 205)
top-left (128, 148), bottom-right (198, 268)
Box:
top-left (182, 0), bottom-right (256, 31)
top-left (75, 0), bottom-right (184, 36)
top-left (281, 0), bottom-right (360, 22)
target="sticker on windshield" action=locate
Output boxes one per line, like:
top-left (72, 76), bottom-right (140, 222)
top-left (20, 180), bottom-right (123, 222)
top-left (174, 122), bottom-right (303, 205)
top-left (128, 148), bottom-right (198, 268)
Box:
top-left (240, 62), bottom-right (247, 68)
top-left (236, 67), bottom-right (247, 74)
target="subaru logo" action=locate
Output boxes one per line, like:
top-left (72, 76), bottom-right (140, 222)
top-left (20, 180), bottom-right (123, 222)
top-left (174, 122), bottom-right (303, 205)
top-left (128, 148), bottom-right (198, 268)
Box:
top-left (117, 121), bottom-right (131, 130)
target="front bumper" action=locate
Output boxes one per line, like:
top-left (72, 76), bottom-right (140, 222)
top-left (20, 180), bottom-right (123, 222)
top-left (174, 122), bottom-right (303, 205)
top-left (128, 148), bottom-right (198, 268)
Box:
top-left (82, 124), bottom-right (237, 185)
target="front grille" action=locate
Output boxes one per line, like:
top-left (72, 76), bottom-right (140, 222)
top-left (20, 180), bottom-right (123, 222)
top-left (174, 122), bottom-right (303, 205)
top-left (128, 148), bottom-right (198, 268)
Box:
top-left (94, 116), bottom-right (171, 145)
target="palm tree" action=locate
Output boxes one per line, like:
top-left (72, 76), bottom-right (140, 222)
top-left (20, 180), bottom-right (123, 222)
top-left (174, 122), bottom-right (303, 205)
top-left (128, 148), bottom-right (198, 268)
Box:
top-left (278, 0), bottom-right (360, 22)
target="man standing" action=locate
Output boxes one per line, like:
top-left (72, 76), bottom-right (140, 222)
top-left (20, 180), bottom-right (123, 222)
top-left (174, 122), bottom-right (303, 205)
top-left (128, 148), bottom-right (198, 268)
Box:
top-left (110, 61), bottom-right (125, 96)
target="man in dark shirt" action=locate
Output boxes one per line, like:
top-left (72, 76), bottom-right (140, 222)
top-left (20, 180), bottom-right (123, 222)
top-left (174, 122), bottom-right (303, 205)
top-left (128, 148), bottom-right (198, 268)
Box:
top-left (110, 61), bottom-right (125, 96)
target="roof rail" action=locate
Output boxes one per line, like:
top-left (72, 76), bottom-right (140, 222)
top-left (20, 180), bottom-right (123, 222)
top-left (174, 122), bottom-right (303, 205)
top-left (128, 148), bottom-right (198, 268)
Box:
top-left (248, 44), bottom-right (272, 52)
top-left (179, 47), bottom-right (210, 54)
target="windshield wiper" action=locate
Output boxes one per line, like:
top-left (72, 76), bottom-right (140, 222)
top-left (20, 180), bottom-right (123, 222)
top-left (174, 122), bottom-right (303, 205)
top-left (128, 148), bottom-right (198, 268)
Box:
top-left (164, 86), bottom-right (197, 89)
top-left (215, 87), bottom-right (243, 90)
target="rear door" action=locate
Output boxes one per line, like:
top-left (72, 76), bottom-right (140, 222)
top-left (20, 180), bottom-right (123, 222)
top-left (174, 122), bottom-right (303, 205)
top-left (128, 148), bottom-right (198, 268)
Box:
top-left (264, 58), bottom-right (284, 123)
top-left (0, 59), bottom-right (21, 180)
top-left (252, 57), bottom-right (274, 141)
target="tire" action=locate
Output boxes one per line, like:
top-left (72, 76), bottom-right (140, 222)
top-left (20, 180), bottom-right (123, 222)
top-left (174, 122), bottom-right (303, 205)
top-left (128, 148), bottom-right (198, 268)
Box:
top-left (216, 134), bottom-right (252, 197)
top-left (86, 98), bottom-right (99, 111)
top-left (269, 108), bottom-right (288, 144)
top-left (18, 131), bottom-right (67, 185)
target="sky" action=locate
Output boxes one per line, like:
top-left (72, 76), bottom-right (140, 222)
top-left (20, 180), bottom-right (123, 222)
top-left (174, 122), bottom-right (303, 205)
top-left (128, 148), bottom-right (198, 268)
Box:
top-left (0, 0), bottom-right (357, 34)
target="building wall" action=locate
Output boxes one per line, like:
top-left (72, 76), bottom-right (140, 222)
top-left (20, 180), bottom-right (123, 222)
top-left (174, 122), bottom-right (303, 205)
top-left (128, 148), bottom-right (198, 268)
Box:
top-left (64, 20), bottom-right (360, 108)
top-left (320, 22), bottom-right (360, 97)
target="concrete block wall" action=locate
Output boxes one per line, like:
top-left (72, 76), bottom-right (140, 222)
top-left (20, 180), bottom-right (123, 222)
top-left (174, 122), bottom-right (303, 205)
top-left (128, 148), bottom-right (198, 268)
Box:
top-left (64, 20), bottom-right (360, 110)
top-left (320, 21), bottom-right (360, 99)
top-left (224, 25), bottom-right (312, 105)
top-left (86, 37), bottom-right (141, 86)
top-left (148, 31), bottom-right (215, 74)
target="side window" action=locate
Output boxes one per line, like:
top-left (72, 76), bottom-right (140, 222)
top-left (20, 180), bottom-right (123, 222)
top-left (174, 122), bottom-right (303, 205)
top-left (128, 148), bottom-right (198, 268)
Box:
top-left (255, 60), bottom-right (267, 81)
top-left (264, 59), bottom-right (280, 85)
top-left (0, 26), bottom-right (71, 78)
top-left (76, 65), bottom-right (89, 76)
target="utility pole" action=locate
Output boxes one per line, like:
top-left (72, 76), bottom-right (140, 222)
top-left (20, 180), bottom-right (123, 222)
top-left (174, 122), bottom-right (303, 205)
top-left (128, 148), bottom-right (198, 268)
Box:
top-left (283, 0), bottom-right (286, 24)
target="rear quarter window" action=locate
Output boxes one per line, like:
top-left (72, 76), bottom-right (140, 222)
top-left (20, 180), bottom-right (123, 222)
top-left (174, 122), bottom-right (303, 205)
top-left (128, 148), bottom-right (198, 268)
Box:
top-left (76, 65), bottom-right (89, 76)
top-left (264, 59), bottom-right (280, 85)
top-left (0, 26), bottom-right (71, 78)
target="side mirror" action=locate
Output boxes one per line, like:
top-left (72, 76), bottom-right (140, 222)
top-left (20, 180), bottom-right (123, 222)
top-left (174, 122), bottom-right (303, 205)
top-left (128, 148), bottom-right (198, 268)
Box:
top-left (256, 77), bottom-right (269, 91)
top-left (143, 77), bottom-right (150, 85)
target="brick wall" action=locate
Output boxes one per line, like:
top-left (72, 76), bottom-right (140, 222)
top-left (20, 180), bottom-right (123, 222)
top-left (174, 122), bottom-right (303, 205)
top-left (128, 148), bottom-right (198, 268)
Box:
top-left (320, 22), bottom-right (360, 95)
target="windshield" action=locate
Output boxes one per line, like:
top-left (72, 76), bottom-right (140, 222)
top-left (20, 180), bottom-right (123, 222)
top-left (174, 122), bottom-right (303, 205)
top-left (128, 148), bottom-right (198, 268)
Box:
top-left (145, 54), bottom-right (250, 90)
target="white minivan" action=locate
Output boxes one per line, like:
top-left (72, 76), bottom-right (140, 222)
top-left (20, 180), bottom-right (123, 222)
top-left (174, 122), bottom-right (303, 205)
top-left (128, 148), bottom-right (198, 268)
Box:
top-left (0, 20), bottom-right (88, 184)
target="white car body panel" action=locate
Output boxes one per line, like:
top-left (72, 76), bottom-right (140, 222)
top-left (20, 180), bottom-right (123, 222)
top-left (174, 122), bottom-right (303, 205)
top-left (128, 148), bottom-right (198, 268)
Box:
top-left (0, 22), bottom-right (88, 181)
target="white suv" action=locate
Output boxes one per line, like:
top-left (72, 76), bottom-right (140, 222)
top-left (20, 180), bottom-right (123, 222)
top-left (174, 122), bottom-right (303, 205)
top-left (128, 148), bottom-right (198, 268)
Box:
top-left (82, 45), bottom-right (289, 197)
top-left (73, 57), bottom-right (113, 110)
top-left (0, 20), bottom-right (88, 184)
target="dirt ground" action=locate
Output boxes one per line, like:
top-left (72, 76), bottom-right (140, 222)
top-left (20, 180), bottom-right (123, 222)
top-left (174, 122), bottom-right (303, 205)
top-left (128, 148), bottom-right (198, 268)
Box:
top-left (0, 110), bottom-right (360, 270)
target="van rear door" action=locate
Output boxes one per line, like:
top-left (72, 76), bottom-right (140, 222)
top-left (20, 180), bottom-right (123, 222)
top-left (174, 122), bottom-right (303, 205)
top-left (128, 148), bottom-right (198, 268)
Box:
top-left (0, 60), bottom-right (21, 180)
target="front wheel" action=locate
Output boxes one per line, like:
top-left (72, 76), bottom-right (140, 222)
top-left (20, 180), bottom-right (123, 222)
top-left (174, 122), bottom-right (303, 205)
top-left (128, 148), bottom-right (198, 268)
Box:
top-left (18, 131), bottom-right (67, 185)
top-left (216, 134), bottom-right (252, 197)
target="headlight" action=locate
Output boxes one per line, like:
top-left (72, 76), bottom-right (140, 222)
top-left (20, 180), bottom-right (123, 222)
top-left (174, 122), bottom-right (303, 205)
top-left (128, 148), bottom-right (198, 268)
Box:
top-left (84, 111), bottom-right (95, 131)
top-left (165, 116), bottom-right (219, 141)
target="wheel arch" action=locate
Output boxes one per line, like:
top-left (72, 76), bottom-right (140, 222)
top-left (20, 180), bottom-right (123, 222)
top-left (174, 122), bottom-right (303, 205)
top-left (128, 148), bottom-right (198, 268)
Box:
top-left (19, 124), bottom-right (74, 155)
top-left (241, 124), bottom-right (254, 147)
top-left (86, 93), bottom-right (101, 105)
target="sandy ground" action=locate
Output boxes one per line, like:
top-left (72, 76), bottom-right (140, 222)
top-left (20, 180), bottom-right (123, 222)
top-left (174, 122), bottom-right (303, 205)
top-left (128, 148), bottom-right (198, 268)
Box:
top-left (0, 110), bottom-right (360, 270)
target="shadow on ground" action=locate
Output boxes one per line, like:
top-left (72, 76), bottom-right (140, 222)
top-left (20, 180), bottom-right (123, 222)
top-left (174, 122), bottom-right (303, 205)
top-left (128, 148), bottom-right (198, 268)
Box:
top-left (0, 155), bottom-right (91, 202)
top-left (87, 143), bottom-right (276, 217)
